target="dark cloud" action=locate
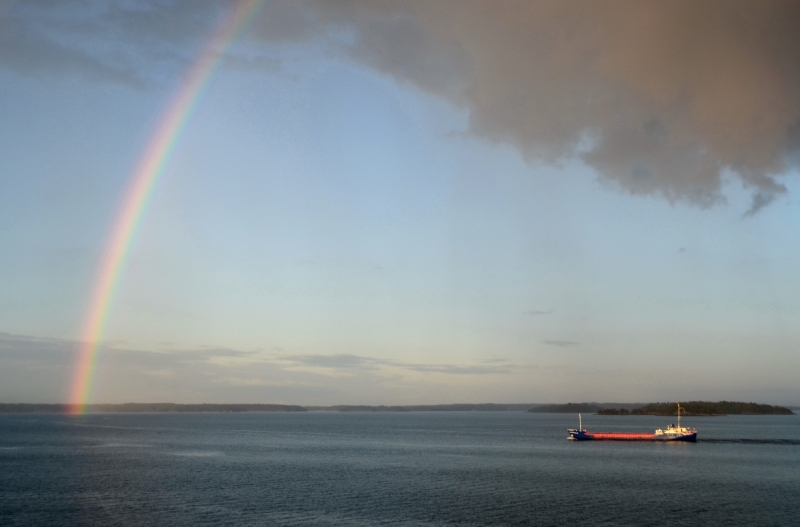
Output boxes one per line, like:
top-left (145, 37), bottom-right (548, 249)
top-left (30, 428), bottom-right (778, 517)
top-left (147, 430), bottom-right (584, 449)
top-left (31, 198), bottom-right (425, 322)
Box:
top-left (252, 0), bottom-right (800, 212)
top-left (542, 340), bottom-right (580, 348)
top-left (743, 191), bottom-right (777, 218)
top-left (102, 0), bottom-right (222, 45)
top-left (0, 15), bottom-right (146, 88)
top-left (4, 1), bottom-right (798, 212)
top-left (0, 0), bottom-right (223, 87)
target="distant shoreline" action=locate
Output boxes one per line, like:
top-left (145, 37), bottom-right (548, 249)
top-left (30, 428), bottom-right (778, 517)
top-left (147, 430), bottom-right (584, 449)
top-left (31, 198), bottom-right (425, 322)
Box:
top-left (0, 403), bottom-right (308, 414)
top-left (0, 401), bottom-right (794, 414)
top-left (0, 403), bottom-right (533, 414)
top-left (529, 401), bottom-right (795, 416)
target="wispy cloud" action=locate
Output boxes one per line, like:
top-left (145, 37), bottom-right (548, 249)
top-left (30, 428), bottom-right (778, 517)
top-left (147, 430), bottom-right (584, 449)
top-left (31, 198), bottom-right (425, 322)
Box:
top-left (542, 340), bottom-right (580, 348)
top-left (743, 191), bottom-right (778, 218)
top-left (0, 332), bottom-right (254, 367)
top-left (0, 333), bottom-right (515, 378)
top-left (225, 54), bottom-right (283, 73)
top-left (404, 363), bottom-right (512, 375)
top-left (0, 333), bottom-right (518, 405)
top-left (278, 353), bottom-right (390, 371)
top-left (0, 332), bottom-right (272, 402)
top-left (0, 0), bottom-right (223, 88)
top-left (0, 23), bottom-right (146, 87)
top-left (277, 353), bottom-right (513, 375)
top-left (525, 309), bottom-right (552, 316)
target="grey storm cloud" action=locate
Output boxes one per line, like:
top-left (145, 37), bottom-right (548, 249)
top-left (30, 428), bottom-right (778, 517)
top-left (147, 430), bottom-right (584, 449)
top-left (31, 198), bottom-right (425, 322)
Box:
top-left (251, 0), bottom-right (800, 212)
top-left (4, 0), bottom-right (800, 212)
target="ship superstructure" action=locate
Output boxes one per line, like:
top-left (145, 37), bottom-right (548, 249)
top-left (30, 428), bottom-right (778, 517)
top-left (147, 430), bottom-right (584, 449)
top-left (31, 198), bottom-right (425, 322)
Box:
top-left (567, 403), bottom-right (697, 441)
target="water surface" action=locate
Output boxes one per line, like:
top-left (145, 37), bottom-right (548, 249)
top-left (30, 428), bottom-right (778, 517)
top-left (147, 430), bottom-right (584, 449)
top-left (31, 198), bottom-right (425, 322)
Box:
top-left (1, 412), bottom-right (798, 526)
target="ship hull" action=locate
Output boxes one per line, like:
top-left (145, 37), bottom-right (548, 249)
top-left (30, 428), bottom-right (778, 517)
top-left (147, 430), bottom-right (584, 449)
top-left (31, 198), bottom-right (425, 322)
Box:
top-left (568, 431), bottom-right (697, 442)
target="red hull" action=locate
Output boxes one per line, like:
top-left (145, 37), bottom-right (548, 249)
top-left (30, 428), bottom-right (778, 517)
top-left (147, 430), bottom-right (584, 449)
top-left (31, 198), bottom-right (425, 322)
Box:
top-left (588, 432), bottom-right (655, 440)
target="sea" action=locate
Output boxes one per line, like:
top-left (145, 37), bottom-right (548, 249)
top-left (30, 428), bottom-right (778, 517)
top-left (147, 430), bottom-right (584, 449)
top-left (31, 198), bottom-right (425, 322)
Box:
top-left (1, 412), bottom-right (798, 526)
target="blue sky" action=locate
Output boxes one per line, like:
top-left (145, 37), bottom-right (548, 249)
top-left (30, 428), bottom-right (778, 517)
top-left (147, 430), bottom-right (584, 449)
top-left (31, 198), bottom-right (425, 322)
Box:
top-left (1, 0), bottom-right (799, 405)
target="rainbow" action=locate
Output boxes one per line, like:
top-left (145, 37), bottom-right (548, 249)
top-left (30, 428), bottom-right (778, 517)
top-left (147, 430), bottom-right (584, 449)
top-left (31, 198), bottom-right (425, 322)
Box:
top-left (68, 0), bottom-right (264, 414)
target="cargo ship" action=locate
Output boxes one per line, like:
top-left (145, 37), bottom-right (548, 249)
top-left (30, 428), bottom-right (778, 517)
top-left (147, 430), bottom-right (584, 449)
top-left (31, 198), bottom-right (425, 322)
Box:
top-left (567, 403), bottom-right (697, 441)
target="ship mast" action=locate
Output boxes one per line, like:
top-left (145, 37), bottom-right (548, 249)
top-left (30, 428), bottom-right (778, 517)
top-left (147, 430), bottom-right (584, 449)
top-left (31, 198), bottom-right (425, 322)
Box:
top-left (677, 403), bottom-right (681, 429)
top-left (579, 413), bottom-right (582, 431)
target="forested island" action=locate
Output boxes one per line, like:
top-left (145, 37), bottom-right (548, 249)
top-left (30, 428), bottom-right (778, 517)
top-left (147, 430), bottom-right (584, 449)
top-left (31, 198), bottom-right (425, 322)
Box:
top-left (527, 403), bottom-right (643, 413)
top-left (527, 403), bottom-right (606, 413)
top-left (526, 401), bottom-right (793, 415)
top-left (597, 401), bottom-right (794, 415)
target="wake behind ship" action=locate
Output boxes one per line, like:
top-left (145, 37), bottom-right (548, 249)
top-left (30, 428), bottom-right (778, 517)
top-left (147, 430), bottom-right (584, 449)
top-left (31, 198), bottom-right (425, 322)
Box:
top-left (568, 404), bottom-right (697, 441)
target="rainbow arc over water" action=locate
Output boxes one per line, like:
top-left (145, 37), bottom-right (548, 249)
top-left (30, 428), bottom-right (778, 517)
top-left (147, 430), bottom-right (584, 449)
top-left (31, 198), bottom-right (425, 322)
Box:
top-left (68, 0), bottom-right (264, 414)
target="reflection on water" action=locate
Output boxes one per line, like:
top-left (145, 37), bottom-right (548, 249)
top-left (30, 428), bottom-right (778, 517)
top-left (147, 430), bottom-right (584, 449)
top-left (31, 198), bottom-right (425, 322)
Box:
top-left (1, 412), bottom-right (798, 526)
top-left (699, 438), bottom-right (800, 445)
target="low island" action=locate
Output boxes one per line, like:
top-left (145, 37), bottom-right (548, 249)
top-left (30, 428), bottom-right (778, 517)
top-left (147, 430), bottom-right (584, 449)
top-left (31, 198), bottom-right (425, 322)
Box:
top-left (527, 401), bottom-right (793, 415)
top-left (598, 401), bottom-right (794, 416)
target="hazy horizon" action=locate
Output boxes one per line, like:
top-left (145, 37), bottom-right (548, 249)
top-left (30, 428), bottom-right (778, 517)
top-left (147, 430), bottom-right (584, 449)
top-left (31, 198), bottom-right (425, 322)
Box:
top-left (2, 1), bottom-right (799, 407)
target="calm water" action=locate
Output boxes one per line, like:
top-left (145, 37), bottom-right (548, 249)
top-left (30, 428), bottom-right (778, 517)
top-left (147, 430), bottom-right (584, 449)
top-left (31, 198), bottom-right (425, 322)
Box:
top-left (1, 412), bottom-right (798, 526)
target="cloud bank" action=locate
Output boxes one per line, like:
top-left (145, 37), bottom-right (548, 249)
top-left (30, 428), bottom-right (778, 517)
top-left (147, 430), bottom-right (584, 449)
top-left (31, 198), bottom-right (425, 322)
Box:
top-left (252, 0), bottom-right (800, 213)
top-left (3, 0), bottom-right (799, 213)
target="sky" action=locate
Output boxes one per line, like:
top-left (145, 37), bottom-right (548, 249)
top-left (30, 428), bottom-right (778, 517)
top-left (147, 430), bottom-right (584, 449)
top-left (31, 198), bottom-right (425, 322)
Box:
top-left (1, 0), bottom-right (799, 406)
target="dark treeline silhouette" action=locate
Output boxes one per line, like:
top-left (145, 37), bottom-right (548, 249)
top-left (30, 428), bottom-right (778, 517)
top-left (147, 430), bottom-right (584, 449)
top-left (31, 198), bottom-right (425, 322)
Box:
top-left (528, 403), bottom-right (605, 413)
top-left (597, 408), bottom-right (631, 415)
top-left (599, 401), bottom-right (794, 416)
top-left (527, 403), bottom-right (643, 413)
top-left (529, 401), bottom-right (794, 415)
top-left (631, 401), bottom-right (794, 415)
